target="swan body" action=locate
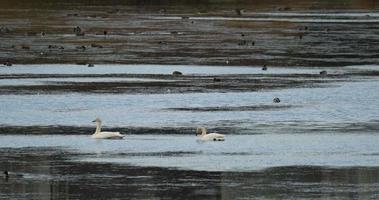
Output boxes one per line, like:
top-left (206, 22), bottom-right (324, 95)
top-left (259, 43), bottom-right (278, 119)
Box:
top-left (196, 127), bottom-right (225, 141)
top-left (91, 118), bottom-right (124, 139)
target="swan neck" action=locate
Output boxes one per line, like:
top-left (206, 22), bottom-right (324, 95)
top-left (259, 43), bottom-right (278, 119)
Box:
top-left (95, 121), bottom-right (101, 134)
top-left (201, 128), bottom-right (207, 135)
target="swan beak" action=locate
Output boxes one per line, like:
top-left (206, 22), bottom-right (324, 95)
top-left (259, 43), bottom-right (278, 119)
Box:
top-left (92, 120), bottom-right (96, 122)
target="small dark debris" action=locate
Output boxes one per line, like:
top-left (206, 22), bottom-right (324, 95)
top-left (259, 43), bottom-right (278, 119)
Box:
top-left (21, 45), bottom-right (30, 50)
top-left (3, 61), bottom-right (12, 66)
top-left (235, 9), bottom-right (244, 16)
top-left (76, 46), bottom-right (86, 50)
top-left (67, 13), bottom-right (79, 17)
top-left (48, 45), bottom-right (59, 49)
top-left (91, 44), bottom-right (103, 48)
top-left (273, 97), bottom-right (281, 103)
top-left (213, 77), bottom-right (221, 82)
top-left (172, 71), bottom-right (183, 76)
top-left (262, 65), bottom-right (267, 71)
top-left (88, 64), bottom-right (94, 67)
top-left (319, 70), bottom-right (327, 76)
top-left (0, 27), bottom-right (11, 33)
top-left (26, 32), bottom-right (38, 36)
top-left (238, 40), bottom-right (247, 46)
top-left (76, 32), bottom-right (85, 36)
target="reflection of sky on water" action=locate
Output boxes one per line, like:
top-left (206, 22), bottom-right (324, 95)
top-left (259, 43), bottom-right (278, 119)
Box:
top-left (0, 133), bottom-right (378, 171)
top-left (0, 80), bottom-right (378, 127)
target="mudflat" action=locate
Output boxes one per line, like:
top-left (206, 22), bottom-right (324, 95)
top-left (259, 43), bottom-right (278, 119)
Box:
top-left (1, 0), bottom-right (378, 66)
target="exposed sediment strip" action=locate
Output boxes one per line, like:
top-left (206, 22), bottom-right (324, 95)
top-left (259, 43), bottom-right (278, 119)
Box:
top-left (1, 1), bottom-right (379, 67)
top-left (163, 104), bottom-right (296, 112)
top-left (1, 120), bottom-right (378, 135)
top-left (0, 72), bottom-right (350, 94)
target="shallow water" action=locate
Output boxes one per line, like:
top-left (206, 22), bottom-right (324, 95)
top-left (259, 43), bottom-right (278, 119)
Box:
top-left (1, 134), bottom-right (379, 199)
top-left (0, 78), bottom-right (378, 130)
top-left (2, 133), bottom-right (379, 171)
top-left (1, 64), bottom-right (379, 199)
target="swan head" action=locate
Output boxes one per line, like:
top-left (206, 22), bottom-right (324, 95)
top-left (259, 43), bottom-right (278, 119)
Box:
top-left (196, 127), bottom-right (206, 135)
top-left (92, 117), bottom-right (102, 123)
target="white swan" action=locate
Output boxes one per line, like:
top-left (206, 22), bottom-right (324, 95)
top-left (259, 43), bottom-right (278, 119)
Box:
top-left (196, 127), bottom-right (225, 141)
top-left (91, 118), bottom-right (124, 139)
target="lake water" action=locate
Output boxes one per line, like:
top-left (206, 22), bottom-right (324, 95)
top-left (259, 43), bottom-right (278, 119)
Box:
top-left (1, 64), bottom-right (379, 199)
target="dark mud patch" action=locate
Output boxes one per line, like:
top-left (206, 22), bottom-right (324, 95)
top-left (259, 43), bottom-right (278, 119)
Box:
top-left (0, 125), bottom-right (234, 135)
top-left (163, 104), bottom-right (296, 112)
top-left (1, 120), bottom-right (379, 136)
top-left (0, 73), bottom-right (345, 94)
top-left (1, 1), bottom-right (379, 67)
top-left (252, 120), bottom-right (379, 134)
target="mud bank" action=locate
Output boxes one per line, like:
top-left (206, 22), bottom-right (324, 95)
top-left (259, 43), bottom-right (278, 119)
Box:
top-left (0, 0), bottom-right (378, 67)
top-left (1, 146), bottom-right (379, 199)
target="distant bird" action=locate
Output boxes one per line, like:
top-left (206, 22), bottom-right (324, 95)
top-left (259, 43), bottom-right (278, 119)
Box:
top-left (21, 45), bottom-right (30, 50)
top-left (319, 70), bottom-right (327, 76)
top-left (91, 44), bottom-right (103, 48)
top-left (158, 41), bottom-right (167, 45)
top-left (103, 30), bottom-right (107, 35)
top-left (172, 71), bottom-right (183, 76)
top-left (213, 77), bottom-right (221, 82)
top-left (74, 26), bottom-right (85, 36)
top-left (91, 118), bottom-right (124, 139)
top-left (235, 9), bottom-right (244, 16)
top-left (88, 63), bottom-right (94, 67)
top-left (196, 127), bottom-right (225, 141)
top-left (273, 97), bottom-right (281, 103)
top-left (238, 40), bottom-right (247, 46)
top-left (73, 26), bottom-right (82, 34)
top-left (0, 26), bottom-right (11, 33)
top-left (3, 171), bottom-right (23, 180)
top-left (76, 46), bottom-right (86, 50)
top-left (3, 61), bottom-right (12, 66)
top-left (262, 65), bottom-right (267, 71)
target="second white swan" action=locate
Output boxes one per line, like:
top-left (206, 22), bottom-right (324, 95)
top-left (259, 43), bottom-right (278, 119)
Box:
top-left (196, 127), bottom-right (225, 141)
top-left (91, 118), bottom-right (124, 139)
